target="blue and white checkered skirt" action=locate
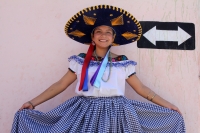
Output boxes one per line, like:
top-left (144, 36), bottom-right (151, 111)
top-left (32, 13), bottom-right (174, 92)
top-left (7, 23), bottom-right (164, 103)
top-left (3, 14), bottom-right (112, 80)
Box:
top-left (11, 96), bottom-right (185, 133)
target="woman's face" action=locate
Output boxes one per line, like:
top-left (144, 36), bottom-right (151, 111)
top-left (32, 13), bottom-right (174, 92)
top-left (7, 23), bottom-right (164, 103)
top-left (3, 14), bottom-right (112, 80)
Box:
top-left (92, 25), bottom-right (115, 49)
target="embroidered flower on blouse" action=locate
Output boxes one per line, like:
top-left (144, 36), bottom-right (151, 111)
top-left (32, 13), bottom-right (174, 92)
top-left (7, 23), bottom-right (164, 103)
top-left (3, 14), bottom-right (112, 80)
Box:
top-left (112, 58), bottom-right (116, 62)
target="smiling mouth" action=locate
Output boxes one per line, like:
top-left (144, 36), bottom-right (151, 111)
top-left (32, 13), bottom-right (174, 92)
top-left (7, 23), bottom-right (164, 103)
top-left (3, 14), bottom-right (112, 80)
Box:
top-left (99, 39), bottom-right (107, 42)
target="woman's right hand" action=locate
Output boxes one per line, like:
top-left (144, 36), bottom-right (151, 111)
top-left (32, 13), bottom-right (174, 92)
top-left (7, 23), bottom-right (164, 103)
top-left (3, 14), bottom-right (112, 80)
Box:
top-left (19, 102), bottom-right (34, 111)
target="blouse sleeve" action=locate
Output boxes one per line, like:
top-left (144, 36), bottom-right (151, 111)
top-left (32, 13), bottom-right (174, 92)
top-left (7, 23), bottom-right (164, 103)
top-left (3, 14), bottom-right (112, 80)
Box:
top-left (125, 63), bottom-right (136, 79)
top-left (68, 56), bottom-right (79, 74)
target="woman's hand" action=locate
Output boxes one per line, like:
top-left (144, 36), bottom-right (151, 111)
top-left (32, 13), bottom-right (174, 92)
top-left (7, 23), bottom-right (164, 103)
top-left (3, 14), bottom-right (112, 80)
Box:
top-left (19, 102), bottom-right (34, 111)
top-left (165, 103), bottom-right (182, 115)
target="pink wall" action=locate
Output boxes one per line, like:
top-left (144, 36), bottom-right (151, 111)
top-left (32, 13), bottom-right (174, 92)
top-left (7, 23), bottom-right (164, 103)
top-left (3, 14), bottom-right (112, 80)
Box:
top-left (0, 0), bottom-right (199, 132)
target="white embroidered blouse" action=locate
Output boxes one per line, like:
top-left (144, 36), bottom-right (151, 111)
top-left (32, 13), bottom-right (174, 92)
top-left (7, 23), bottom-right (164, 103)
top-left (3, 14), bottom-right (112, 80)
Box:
top-left (68, 54), bottom-right (137, 97)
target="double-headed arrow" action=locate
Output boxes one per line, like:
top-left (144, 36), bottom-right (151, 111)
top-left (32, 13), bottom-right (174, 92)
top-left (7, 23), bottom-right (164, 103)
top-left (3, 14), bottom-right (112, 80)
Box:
top-left (143, 26), bottom-right (191, 46)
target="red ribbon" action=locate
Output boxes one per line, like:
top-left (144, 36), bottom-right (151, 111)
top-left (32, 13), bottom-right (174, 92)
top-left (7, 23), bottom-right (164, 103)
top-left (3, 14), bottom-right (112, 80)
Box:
top-left (79, 43), bottom-right (94, 91)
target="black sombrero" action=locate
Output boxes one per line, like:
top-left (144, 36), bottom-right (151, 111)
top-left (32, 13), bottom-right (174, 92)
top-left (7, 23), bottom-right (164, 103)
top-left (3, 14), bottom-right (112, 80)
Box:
top-left (65, 5), bottom-right (142, 46)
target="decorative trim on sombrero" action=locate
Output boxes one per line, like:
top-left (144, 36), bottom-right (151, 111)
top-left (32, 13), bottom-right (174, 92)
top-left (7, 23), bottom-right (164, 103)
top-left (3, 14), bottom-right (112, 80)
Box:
top-left (122, 32), bottom-right (138, 40)
top-left (83, 15), bottom-right (96, 25)
top-left (68, 30), bottom-right (85, 38)
top-left (110, 14), bottom-right (124, 26)
top-left (65, 5), bottom-right (142, 45)
top-left (68, 55), bottom-right (137, 67)
top-left (112, 43), bottom-right (120, 46)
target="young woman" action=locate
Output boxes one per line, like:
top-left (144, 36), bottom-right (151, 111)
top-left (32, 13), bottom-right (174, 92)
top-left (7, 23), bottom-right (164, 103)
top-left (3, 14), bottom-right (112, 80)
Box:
top-left (11, 5), bottom-right (185, 133)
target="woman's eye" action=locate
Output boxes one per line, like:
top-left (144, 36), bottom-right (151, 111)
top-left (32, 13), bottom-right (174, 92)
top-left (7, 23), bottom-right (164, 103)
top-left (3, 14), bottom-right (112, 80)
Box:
top-left (95, 31), bottom-right (101, 33)
top-left (106, 32), bottom-right (112, 35)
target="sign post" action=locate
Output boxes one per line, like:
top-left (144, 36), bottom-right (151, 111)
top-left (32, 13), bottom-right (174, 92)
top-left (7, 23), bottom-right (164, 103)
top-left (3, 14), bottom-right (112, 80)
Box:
top-left (137, 22), bottom-right (195, 50)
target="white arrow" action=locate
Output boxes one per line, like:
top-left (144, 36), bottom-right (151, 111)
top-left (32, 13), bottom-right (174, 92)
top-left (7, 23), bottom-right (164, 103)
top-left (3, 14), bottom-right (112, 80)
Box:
top-left (143, 26), bottom-right (191, 46)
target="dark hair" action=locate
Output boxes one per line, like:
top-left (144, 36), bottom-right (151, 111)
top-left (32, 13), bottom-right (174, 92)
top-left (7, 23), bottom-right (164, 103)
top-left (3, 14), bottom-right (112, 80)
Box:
top-left (91, 26), bottom-right (116, 36)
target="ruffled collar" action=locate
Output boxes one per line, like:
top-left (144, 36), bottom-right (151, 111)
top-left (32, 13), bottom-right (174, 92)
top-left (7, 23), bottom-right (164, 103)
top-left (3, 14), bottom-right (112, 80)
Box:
top-left (68, 54), bottom-right (137, 67)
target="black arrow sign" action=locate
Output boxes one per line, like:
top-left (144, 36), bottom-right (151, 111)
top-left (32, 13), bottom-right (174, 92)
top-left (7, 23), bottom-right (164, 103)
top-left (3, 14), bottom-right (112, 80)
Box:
top-left (137, 21), bottom-right (195, 50)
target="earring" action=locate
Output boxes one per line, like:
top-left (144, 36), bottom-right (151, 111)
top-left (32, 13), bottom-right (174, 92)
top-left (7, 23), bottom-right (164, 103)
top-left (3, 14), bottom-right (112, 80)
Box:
top-left (92, 41), bottom-right (96, 45)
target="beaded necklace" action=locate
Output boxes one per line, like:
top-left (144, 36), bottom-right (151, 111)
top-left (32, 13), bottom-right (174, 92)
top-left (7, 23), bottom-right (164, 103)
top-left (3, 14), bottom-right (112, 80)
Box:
top-left (94, 50), bottom-right (112, 82)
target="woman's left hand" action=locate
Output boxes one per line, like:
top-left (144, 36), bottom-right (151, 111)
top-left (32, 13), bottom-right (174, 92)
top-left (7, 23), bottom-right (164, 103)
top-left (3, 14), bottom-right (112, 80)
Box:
top-left (166, 103), bottom-right (182, 115)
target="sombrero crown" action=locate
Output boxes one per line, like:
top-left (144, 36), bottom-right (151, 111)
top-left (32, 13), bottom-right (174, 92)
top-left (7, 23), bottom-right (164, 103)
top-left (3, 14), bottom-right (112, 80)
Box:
top-left (65, 5), bottom-right (142, 45)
